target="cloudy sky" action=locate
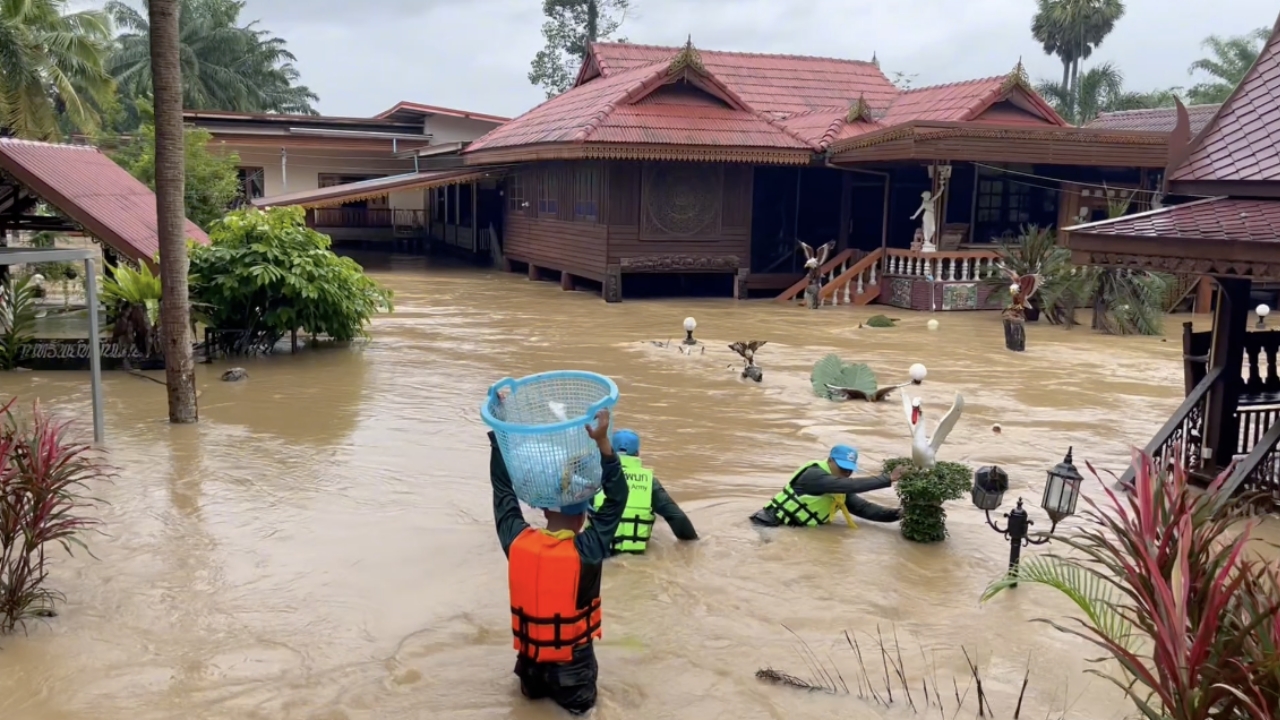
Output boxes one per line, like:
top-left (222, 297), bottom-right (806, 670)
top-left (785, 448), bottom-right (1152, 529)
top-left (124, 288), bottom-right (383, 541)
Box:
top-left (88, 0), bottom-right (1277, 119)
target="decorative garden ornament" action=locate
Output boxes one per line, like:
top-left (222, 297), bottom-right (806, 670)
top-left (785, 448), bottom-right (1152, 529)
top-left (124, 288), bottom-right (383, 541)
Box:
top-left (902, 390), bottom-right (964, 469)
top-left (998, 263), bottom-right (1042, 352)
top-left (911, 190), bottom-right (939, 252)
top-left (798, 240), bottom-right (834, 309)
top-left (729, 340), bottom-right (767, 382)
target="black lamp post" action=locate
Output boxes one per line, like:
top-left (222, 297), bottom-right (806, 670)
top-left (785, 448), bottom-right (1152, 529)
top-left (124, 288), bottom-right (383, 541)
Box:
top-left (971, 448), bottom-right (1082, 587)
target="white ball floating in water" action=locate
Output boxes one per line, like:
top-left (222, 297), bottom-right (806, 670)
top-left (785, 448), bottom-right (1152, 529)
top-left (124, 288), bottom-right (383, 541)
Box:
top-left (992, 423), bottom-right (1002, 435)
top-left (909, 363), bottom-right (927, 382)
top-left (927, 319), bottom-right (939, 331)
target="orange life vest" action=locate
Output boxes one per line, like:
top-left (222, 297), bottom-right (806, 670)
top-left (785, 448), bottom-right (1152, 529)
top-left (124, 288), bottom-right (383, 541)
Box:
top-left (508, 528), bottom-right (603, 663)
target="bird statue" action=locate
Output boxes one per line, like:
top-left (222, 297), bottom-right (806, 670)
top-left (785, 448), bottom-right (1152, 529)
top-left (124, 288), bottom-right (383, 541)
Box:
top-left (798, 240), bottom-right (834, 309)
top-left (901, 389), bottom-right (964, 469)
top-left (826, 375), bottom-right (917, 402)
top-left (729, 340), bottom-right (767, 382)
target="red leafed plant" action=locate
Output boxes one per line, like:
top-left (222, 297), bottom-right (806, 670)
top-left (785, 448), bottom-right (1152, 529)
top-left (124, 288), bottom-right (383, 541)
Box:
top-left (982, 449), bottom-right (1280, 719)
top-left (0, 397), bottom-right (106, 635)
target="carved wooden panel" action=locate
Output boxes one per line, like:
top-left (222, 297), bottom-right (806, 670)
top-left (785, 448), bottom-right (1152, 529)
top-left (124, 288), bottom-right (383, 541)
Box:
top-left (619, 255), bottom-right (739, 272)
top-left (641, 162), bottom-right (722, 237)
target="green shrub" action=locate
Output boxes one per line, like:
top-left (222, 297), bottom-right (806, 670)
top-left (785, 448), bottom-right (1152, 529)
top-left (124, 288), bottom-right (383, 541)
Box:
top-left (883, 457), bottom-right (972, 543)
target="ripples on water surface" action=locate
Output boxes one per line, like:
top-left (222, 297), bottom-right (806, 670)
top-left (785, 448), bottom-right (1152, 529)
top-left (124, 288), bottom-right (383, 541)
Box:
top-left (0, 254), bottom-right (1261, 720)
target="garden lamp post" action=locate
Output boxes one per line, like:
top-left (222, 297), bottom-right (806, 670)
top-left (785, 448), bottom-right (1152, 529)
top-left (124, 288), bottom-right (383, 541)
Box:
top-left (972, 448), bottom-right (1082, 587)
top-left (1257, 304), bottom-right (1270, 329)
top-left (909, 363), bottom-right (927, 384)
top-left (683, 317), bottom-right (697, 345)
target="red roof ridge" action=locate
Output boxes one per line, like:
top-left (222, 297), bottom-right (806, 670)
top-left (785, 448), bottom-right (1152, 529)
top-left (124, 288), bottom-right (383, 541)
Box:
top-left (900, 75), bottom-right (1003, 94)
top-left (0, 137), bottom-right (99, 151)
top-left (589, 40), bottom-right (878, 67)
top-left (755, 109), bottom-right (824, 150)
top-left (1097, 104), bottom-right (1220, 117)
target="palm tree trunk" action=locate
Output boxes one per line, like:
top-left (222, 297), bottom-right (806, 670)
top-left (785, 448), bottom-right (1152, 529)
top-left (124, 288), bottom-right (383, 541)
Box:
top-left (149, 0), bottom-right (198, 423)
top-left (1061, 60), bottom-right (1070, 92)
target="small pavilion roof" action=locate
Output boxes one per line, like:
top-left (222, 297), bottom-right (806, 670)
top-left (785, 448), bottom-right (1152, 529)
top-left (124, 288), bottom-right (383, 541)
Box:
top-left (254, 167), bottom-right (504, 209)
top-left (0, 138), bottom-right (208, 262)
top-left (1087, 104), bottom-right (1220, 134)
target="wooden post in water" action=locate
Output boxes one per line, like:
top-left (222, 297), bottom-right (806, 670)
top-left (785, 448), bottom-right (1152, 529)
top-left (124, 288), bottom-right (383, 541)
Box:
top-left (1003, 319), bottom-right (1026, 352)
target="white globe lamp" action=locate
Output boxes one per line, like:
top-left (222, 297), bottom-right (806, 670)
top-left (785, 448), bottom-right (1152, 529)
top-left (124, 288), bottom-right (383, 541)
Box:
top-left (682, 317), bottom-right (697, 345)
top-left (909, 363), bottom-right (927, 384)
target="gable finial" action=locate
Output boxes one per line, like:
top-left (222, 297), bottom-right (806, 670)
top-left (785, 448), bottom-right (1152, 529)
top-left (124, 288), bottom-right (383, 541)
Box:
top-left (1002, 56), bottom-right (1030, 93)
top-left (871, 51), bottom-right (879, 67)
top-left (846, 94), bottom-right (872, 123)
top-left (669, 34), bottom-right (704, 74)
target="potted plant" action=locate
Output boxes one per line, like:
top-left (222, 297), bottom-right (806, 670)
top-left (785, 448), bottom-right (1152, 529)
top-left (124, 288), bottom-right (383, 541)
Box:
top-left (883, 457), bottom-right (973, 543)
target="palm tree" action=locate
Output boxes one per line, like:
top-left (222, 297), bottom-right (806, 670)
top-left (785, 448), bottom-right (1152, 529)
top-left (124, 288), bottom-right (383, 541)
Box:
top-left (1186, 26), bottom-right (1271, 105)
top-left (1030, 0), bottom-right (1126, 115)
top-left (0, 0), bottom-right (114, 140)
top-left (1036, 62), bottom-right (1165, 125)
top-left (108, 0), bottom-right (318, 118)
top-left (149, 0), bottom-right (198, 423)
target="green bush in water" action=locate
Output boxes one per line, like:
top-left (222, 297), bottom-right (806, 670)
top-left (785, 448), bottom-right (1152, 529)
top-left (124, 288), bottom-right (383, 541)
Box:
top-left (883, 457), bottom-right (973, 543)
top-left (865, 314), bottom-right (897, 327)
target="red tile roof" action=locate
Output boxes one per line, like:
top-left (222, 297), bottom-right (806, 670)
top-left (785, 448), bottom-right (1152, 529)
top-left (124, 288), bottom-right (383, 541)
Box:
top-left (254, 168), bottom-right (504, 208)
top-left (467, 41), bottom-right (1065, 159)
top-left (0, 139), bottom-right (209, 262)
top-left (584, 42), bottom-right (899, 116)
top-left (1171, 16), bottom-right (1280, 183)
top-left (466, 60), bottom-right (813, 155)
top-left (1066, 197), bottom-right (1280, 243)
top-left (373, 101), bottom-right (510, 124)
top-left (1087, 105), bottom-right (1220, 134)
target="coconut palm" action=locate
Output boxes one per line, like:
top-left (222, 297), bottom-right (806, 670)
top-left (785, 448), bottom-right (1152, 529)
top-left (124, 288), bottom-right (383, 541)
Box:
top-left (0, 0), bottom-right (114, 140)
top-left (149, 0), bottom-right (198, 422)
top-left (107, 0), bottom-right (318, 118)
top-left (1186, 26), bottom-right (1271, 105)
top-left (1035, 63), bottom-right (1163, 125)
top-left (1030, 0), bottom-right (1126, 114)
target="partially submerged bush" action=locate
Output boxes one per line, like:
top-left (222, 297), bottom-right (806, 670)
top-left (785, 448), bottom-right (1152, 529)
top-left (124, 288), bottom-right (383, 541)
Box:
top-left (0, 398), bottom-right (106, 634)
top-left (982, 451), bottom-right (1280, 719)
top-left (883, 457), bottom-right (972, 543)
top-left (0, 276), bottom-right (38, 371)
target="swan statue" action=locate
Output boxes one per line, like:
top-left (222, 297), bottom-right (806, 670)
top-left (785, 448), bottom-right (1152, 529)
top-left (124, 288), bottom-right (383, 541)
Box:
top-left (902, 389), bottom-right (964, 469)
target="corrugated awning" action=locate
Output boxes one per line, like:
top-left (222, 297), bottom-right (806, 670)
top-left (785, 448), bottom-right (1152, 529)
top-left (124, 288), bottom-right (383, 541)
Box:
top-left (253, 168), bottom-right (507, 209)
top-left (0, 138), bottom-right (210, 262)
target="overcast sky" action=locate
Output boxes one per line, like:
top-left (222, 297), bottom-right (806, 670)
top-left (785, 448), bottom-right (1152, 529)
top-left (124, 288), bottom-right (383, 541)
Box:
top-left (88, 0), bottom-right (1278, 119)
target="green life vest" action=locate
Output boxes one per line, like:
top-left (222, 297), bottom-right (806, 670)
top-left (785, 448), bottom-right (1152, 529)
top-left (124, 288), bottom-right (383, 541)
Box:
top-left (766, 460), bottom-right (840, 527)
top-left (591, 455), bottom-right (655, 554)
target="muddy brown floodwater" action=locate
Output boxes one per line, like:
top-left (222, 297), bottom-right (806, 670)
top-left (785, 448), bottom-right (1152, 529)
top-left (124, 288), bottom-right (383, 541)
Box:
top-left (1, 254), bottom-right (1274, 720)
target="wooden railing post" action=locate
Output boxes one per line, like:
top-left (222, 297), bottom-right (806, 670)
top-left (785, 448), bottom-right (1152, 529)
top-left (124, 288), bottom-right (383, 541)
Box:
top-left (1205, 278), bottom-right (1253, 470)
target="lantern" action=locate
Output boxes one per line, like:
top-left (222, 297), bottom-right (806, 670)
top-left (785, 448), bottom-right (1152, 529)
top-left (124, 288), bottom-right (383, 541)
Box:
top-left (682, 317), bottom-right (697, 345)
top-left (1041, 447), bottom-right (1083, 525)
top-left (971, 465), bottom-right (1009, 511)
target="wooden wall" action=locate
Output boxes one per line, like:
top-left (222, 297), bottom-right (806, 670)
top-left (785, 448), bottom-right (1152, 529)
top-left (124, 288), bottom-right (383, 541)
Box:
top-left (501, 159), bottom-right (754, 287)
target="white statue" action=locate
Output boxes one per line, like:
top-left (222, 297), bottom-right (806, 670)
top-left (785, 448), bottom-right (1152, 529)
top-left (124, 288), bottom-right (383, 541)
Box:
top-left (902, 389), bottom-right (964, 469)
top-left (910, 191), bottom-right (939, 252)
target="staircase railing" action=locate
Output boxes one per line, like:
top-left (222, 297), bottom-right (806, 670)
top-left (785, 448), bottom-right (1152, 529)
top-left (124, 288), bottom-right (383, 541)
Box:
top-left (774, 249), bottom-right (860, 304)
top-left (1121, 366), bottom-right (1221, 487)
top-left (1215, 416), bottom-right (1280, 512)
top-left (1163, 274), bottom-right (1203, 312)
top-left (818, 248), bottom-right (884, 306)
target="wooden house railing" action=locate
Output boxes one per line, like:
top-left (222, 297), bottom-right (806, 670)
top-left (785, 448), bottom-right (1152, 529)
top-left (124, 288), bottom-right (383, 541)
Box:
top-left (774, 249), bottom-right (860, 303)
top-left (312, 208), bottom-right (425, 230)
top-left (819, 249), bottom-right (884, 306)
top-left (1121, 366), bottom-right (1221, 488)
top-left (884, 249), bottom-right (1002, 281)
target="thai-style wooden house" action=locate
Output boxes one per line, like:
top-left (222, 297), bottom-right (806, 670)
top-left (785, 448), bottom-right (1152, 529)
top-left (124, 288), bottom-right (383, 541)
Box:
top-left (452, 39), bottom-right (1184, 306)
top-left (1063, 12), bottom-right (1280, 505)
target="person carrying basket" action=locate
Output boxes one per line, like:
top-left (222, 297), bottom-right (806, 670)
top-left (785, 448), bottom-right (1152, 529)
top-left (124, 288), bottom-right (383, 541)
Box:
top-left (490, 407), bottom-right (627, 716)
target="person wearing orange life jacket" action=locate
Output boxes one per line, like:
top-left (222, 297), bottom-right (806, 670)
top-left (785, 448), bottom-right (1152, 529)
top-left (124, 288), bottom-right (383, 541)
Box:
top-left (490, 407), bottom-right (627, 716)
top-left (750, 444), bottom-right (907, 527)
top-left (588, 429), bottom-right (697, 555)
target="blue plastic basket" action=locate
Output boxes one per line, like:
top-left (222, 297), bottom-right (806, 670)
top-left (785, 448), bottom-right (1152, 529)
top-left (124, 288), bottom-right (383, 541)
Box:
top-left (481, 370), bottom-right (619, 509)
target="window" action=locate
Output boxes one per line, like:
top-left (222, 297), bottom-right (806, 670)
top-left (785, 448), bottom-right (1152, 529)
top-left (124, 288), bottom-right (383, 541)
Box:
top-left (236, 167), bottom-right (264, 200)
top-left (537, 171), bottom-right (558, 216)
top-left (976, 179), bottom-right (1001, 223)
top-left (507, 173), bottom-right (525, 212)
top-left (976, 177), bottom-right (1031, 225)
top-left (1005, 182), bottom-right (1030, 223)
top-left (573, 164), bottom-right (598, 222)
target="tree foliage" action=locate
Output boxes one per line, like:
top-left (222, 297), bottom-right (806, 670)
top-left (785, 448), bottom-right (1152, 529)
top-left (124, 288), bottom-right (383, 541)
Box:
top-left (528, 0), bottom-right (630, 98)
top-left (1186, 26), bottom-right (1271, 105)
top-left (883, 457), bottom-right (972, 544)
top-left (1035, 62), bottom-right (1173, 125)
top-left (0, 0), bottom-right (114, 139)
top-left (1030, 0), bottom-right (1126, 112)
top-left (0, 276), bottom-right (38, 371)
top-left (189, 207), bottom-right (393, 345)
top-left (111, 100), bottom-right (240, 231)
top-left (106, 0), bottom-right (318, 126)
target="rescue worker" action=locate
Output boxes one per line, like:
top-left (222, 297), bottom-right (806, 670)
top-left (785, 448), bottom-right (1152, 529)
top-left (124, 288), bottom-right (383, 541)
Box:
top-left (750, 444), bottom-right (907, 527)
top-left (490, 407), bottom-right (627, 716)
top-left (588, 429), bottom-right (698, 555)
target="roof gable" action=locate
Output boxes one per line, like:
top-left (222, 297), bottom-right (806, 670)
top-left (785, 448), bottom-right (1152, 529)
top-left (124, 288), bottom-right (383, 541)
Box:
top-left (1170, 12), bottom-right (1280, 182)
top-left (0, 139), bottom-right (208, 262)
top-left (583, 41), bottom-right (898, 116)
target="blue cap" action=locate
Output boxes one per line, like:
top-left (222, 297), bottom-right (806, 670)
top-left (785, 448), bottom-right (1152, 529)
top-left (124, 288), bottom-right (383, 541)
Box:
top-left (553, 501), bottom-right (590, 516)
top-left (830, 444), bottom-right (859, 472)
top-left (613, 429), bottom-right (640, 456)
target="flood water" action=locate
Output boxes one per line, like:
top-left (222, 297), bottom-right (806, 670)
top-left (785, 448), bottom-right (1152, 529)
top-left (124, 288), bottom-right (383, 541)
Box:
top-left (0, 254), bottom-right (1268, 720)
